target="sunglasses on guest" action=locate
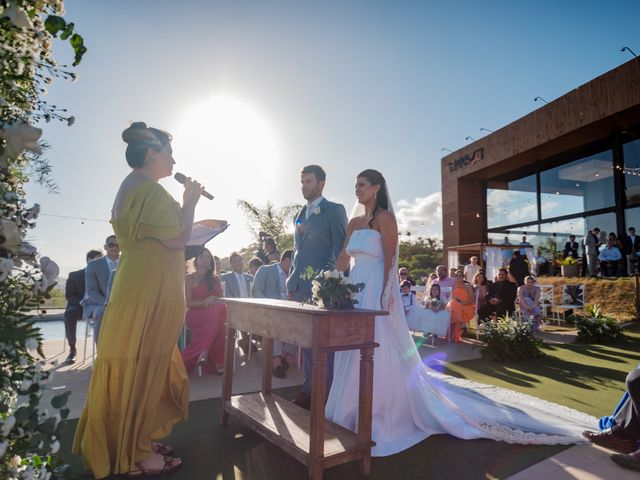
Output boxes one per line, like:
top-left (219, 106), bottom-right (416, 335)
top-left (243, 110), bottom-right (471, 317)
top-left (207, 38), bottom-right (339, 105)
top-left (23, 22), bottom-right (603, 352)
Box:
top-left (107, 242), bottom-right (119, 248)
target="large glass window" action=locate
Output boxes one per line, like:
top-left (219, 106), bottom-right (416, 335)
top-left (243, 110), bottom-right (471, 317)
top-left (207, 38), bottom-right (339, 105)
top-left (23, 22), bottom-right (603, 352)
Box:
top-left (486, 174), bottom-right (537, 228)
top-left (624, 139), bottom-right (640, 204)
top-left (540, 150), bottom-right (614, 219)
top-left (626, 207), bottom-right (640, 233)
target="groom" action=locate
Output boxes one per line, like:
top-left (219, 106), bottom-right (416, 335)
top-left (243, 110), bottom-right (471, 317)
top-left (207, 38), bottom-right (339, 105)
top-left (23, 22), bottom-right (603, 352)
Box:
top-left (287, 164), bottom-right (348, 409)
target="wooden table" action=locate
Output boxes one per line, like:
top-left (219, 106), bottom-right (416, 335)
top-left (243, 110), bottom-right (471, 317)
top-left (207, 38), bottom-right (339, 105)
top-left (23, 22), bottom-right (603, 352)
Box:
top-left (220, 298), bottom-right (386, 479)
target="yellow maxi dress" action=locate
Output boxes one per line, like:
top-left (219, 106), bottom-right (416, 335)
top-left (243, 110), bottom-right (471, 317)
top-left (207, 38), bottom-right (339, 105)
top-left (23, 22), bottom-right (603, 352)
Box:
top-left (73, 181), bottom-right (189, 478)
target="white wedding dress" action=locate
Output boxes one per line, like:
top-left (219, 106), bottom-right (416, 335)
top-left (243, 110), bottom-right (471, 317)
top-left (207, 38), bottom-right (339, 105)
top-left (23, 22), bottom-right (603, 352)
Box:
top-left (325, 229), bottom-right (596, 457)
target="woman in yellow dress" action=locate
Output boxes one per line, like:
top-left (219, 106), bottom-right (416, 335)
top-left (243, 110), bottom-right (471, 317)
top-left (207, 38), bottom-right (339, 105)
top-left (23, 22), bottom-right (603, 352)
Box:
top-left (73, 122), bottom-right (204, 478)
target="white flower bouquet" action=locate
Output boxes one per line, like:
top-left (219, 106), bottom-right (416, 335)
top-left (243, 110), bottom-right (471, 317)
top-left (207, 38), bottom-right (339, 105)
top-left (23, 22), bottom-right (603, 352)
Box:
top-left (302, 266), bottom-right (364, 309)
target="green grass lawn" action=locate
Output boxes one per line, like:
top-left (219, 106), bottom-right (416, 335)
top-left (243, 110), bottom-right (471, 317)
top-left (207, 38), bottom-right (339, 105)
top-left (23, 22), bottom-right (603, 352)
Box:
top-left (444, 324), bottom-right (640, 418)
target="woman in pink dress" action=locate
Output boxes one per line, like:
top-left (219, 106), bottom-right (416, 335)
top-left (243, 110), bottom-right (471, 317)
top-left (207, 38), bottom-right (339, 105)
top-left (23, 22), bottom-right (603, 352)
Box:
top-left (181, 248), bottom-right (227, 374)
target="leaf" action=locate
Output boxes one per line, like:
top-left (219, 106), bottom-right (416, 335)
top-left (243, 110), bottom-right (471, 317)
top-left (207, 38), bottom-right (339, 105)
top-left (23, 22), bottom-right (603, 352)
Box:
top-left (44, 15), bottom-right (66, 36)
top-left (70, 33), bottom-right (88, 66)
top-left (60, 21), bottom-right (75, 41)
top-left (51, 390), bottom-right (71, 409)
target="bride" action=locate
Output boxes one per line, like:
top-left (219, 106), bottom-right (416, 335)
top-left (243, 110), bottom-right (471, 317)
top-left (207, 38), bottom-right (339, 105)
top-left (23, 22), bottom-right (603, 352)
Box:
top-left (325, 169), bottom-right (596, 457)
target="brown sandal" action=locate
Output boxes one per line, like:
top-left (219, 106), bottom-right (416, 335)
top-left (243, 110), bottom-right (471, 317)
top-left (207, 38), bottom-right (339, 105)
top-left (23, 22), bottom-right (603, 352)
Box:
top-left (151, 442), bottom-right (174, 456)
top-left (127, 455), bottom-right (182, 477)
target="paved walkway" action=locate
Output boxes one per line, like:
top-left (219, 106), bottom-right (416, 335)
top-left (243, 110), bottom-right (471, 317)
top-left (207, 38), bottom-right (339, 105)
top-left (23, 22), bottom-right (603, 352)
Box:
top-left (42, 332), bottom-right (634, 480)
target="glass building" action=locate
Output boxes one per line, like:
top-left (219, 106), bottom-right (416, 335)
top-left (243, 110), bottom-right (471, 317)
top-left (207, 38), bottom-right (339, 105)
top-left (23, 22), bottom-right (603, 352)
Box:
top-left (441, 58), bottom-right (640, 260)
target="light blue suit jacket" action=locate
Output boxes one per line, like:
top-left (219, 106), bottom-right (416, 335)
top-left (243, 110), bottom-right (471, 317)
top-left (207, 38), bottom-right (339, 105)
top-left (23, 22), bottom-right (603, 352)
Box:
top-left (286, 198), bottom-right (348, 301)
top-left (252, 263), bottom-right (285, 300)
top-left (83, 256), bottom-right (111, 320)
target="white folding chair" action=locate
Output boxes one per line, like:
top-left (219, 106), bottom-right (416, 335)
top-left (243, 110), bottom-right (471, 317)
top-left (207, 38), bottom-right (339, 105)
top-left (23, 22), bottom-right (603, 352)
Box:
top-left (553, 284), bottom-right (585, 324)
top-left (83, 315), bottom-right (96, 363)
top-left (537, 284), bottom-right (554, 320)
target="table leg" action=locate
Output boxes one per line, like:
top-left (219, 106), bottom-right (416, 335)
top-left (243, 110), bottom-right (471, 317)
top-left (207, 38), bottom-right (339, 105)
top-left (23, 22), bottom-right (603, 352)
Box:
top-left (358, 346), bottom-right (374, 477)
top-left (220, 326), bottom-right (236, 425)
top-left (309, 350), bottom-right (327, 480)
top-left (262, 337), bottom-right (274, 395)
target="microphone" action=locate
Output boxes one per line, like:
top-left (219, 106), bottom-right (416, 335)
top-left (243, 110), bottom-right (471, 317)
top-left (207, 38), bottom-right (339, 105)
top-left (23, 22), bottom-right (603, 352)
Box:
top-left (174, 172), bottom-right (214, 200)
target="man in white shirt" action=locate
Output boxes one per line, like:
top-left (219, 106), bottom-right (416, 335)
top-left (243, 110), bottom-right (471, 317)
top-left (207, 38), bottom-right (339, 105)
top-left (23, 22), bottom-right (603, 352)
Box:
top-left (84, 235), bottom-right (120, 344)
top-left (463, 256), bottom-right (480, 282)
top-left (599, 239), bottom-right (622, 277)
top-left (221, 252), bottom-right (255, 353)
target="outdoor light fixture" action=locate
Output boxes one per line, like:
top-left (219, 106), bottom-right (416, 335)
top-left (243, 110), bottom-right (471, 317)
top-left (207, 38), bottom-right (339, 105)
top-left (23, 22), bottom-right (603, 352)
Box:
top-left (441, 147), bottom-right (452, 153)
top-left (465, 136), bottom-right (476, 142)
top-left (480, 128), bottom-right (494, 133)
top-left (621, 46), bottom-right (638, 58)
top-left (534, 96), bottom-right (548, 104)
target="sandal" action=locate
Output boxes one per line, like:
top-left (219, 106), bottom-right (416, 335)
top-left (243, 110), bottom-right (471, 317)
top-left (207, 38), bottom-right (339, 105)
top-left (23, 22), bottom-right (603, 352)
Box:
top-left (151, 442), bottom-right (174, 456)
top-left (127, 455), bottom-right (181, 477)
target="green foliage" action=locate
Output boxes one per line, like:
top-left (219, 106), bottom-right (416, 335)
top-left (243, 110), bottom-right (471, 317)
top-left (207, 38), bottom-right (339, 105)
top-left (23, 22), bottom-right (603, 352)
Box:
top-left (574, 303), bottom-right (625, 343)
top-left (0, 1), bottom-right (85, 478)
top-left (478, 315), bottom-right (545, 361)
top-left (398, 237), bottom-right (442, 284)
top-left (236, 199), bottom-right (301, 250)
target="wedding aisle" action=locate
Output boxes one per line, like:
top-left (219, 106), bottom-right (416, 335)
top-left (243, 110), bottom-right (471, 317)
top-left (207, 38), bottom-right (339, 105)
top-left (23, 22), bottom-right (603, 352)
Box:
top-left (43, 334), bottom-right (635, 479)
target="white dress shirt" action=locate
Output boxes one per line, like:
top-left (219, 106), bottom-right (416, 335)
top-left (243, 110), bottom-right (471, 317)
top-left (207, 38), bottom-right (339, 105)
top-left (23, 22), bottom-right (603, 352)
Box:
top-left (234, 272), bottom-right (249, 298)
top-left (106, 257), bottom-right (119, 272)
top-left (305, 196), bottom-right (324, 220)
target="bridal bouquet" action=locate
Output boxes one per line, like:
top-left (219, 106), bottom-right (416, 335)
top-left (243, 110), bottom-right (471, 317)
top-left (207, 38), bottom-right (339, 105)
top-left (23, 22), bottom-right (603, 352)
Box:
top-left (302, 266), bottom-right (364, 310)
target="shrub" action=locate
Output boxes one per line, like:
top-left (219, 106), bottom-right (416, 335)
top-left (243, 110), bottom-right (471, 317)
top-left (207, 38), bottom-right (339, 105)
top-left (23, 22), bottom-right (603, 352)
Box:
top-left (478, 315), bottom-right (545, 361)
top-left (574, 304), bottom-right (625, 343)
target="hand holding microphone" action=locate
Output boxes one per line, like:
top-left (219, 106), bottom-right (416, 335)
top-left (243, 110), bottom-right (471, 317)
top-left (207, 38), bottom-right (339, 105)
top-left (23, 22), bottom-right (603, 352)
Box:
top-left (174, 172), bottom-right (214, 202)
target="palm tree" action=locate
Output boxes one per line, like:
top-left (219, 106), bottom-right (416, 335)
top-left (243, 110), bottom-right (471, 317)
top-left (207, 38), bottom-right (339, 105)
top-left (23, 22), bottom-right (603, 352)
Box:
top-left (236, 199), bottom-right (302, 243)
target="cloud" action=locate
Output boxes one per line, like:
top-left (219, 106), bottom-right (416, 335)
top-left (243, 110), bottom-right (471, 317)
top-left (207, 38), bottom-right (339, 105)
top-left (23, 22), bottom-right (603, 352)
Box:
top-left (394, 192), bottom-right (442, 236)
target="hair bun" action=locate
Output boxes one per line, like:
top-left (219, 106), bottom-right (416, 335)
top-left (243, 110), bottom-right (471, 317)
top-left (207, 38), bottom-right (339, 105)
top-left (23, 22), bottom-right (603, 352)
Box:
top-left (122, 121), bottom-right (161, 146)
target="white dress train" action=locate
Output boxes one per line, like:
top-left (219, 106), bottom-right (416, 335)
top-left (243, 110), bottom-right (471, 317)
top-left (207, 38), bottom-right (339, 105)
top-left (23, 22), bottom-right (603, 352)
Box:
top-left (325, 229), bottom-right (596, 457)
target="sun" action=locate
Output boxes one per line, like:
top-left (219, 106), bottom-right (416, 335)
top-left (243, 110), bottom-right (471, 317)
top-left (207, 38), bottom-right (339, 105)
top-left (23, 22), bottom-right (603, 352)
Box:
top-left (172, 95), bottom-right (281, 188)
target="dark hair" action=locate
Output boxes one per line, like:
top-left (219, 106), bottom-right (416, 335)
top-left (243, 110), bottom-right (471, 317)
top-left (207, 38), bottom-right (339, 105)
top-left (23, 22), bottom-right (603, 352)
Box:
top-left (121, 121), bottom-right (172, 168)
top-left (248, 257), bottom-right (263, 270)
top-left (301, 164), bottom-right (326, 182)
top-left (197, 248), bottom-right (215, 292)
top-left (229, 251), bottom-right (242, 262)
top-left (473, 271), bottom-right (487, 286)
top-left (357, 169), bottom-right (389, 228)
top-left (498, 268), bottom-right (508, 275)
top-left (263, 237), bottom-right (277, 253)
top-left (280, 249), bottom-right (294, 262)
top-left (429, 283), bottom-right (441, 298)
top-left (400, 280), bottom-right (412, 289)
top-left (86, 249), bottom-right (103, 263)
top-left (512, 250), bottom-right (521, 257)
top-left (105, 234), bottom-right (117, 245)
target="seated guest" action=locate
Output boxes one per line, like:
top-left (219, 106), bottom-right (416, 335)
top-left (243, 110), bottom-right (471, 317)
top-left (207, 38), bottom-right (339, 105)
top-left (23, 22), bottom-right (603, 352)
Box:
top-left (509, 250), bottom-right (529, 286)
top-left (599, 239), bottom-right (623, 277)
top-left (478, 268), bottom-right (518, 322)
top-left (431, 264), bottom-right (456, 302)
top-left (398, 267), bottom-right (416, 286)
top-left (447, 271), bottom-right (476, 343)
top-left (583, 367), bottom-right (640, 472)
top-left (181, 248), bottom-right (227, 375)
top-left (473, 270), bottom-right (490, 311)
top-left (252, 249), bottom-right (297, 378)
top-left (400, 280), bottom-right (417, 315)
top-left (517, 276), bottom-right (543, 331)
top-left (406, 283), bottom-right (450, 338)
top-left (64, 249), bottom-right (103, 364)
top-left (563, 235), bottom-right (580, 259)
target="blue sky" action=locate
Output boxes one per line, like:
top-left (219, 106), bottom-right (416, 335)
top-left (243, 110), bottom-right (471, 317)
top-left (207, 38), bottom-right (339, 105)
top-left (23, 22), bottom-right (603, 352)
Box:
top-left (26, 0), bottom-right (640, 275)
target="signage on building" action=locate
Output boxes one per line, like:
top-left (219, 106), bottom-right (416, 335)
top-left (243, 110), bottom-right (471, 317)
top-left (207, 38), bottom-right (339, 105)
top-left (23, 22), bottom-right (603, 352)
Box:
top-left (447, 148), bottom-right (484, 173)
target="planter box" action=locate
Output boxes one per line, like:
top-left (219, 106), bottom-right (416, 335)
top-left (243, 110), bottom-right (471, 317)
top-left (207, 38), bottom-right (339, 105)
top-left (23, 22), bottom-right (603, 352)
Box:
top-left (561, 264), bottom-right (579, 277)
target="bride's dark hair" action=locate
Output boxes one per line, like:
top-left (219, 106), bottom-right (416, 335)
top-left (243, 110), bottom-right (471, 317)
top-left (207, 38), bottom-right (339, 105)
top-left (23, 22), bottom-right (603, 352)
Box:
top-left (357, 169), bottom-right (389, 228)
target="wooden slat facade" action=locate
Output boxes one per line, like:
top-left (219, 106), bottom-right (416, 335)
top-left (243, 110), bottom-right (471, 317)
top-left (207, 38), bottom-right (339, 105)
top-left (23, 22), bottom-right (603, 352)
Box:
top-left (442, 58), bottom-right (640, 252)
